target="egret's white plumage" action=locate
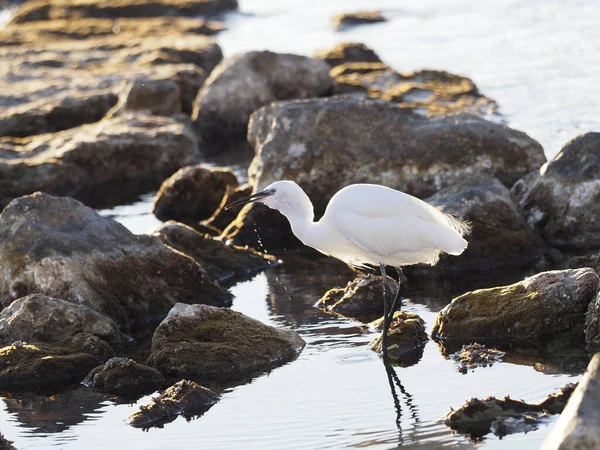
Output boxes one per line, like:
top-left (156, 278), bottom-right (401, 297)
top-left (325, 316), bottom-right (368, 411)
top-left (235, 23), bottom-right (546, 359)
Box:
top-left (254, 181), bottom-right (470, 269)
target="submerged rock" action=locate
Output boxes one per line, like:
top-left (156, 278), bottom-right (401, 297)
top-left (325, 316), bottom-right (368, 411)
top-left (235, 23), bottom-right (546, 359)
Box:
top-left (451, 343), bottom-right (505, 374)
top-left (153, 221), bottom-right (274, 282)
top-left (442, 383), bottom-right (576, 440)
top-left (83, 357), bottom-right (164, 396)
top-left (425, 174), bottom-right (546, 271)
top-left (331, 11), bottom-right (387, 31)
top-left (432, 269), bottom-right (600, 343)
top-left (541, 354), bottom-right (600, 450)
top-left (512, 132), bottom-right (600, 249)
top-left (11, 0), bottom-right (238, 23)
top-left (314, 42), bottom-right (383, 67)
top-left (126, 380), bottom-right (219, 429)
top-left (369, 311), bottom-right (428, 365)
top-left (147, 303), bottom-right (305, 381)
top-left (315, 274), bottom-right (395, 322)
top-left (192, 51), bottom-right (333, 145)
top-left (225, 97), bottom-right (545, 248)
top-left (0, 333), bottom-right (115, 391)
top-left (153, 165), bottom-right (239, 224)
top-left (0, 294), bottom-right (121, 349)
top-left (0, 115), bottom-right (198, 208)
top-left (0, 193), bottom-right (232, 328)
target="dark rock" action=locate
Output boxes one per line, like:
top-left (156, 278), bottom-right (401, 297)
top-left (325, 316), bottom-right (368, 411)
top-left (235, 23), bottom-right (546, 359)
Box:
top-left (109, 78), bottom-right (182, 117)
top-left (83, 357), bottom-right (164, 396)
top-left (0, 433), bottom-right (16, 450)
top-left (11, 0), bottom-right (238, 23)
top-left (432, 268), bottom-right (600, 343)
top-left (0, 333), bottom-right (115, 391)
top-left (0, 115), bottom-right (198, 208)
top-left (0, 294), bottom-right (121, 349)
top-left (314, 42), bottom-right (382, 67)
top-left (512, 133), bottom-right (600, 249)
top-left (331, 10), bottom-right (387, 31)
top-left (332, 68), bottom-right (498, 116)
top-left (369, 311), bottom-right (428, 365)
top-left (204, 184), bottom-right (252, 231)
top-left (153, 221), bottom-right (274, 282)
top-left (442, 383), bottom-right (576, 440)
top-left (126, 379), bottom-right (219, 429)
top-left (584, 292), bottom-right (600, 353)
top-left (425, 174), bottom-right (546, 271)
top-left (191, 51), bottom-right (333, 145)
top-left (542, 354), bottom-right (600, 449)
top-left (153, 165), bottom-right (238, 224)
top-left (225, 97), bottom-right (545, 248)
top-left (568, 252), bottom-right (600, 276)
top-left (0, 193), bottom-right (232, 328)
top-left (451, 343), bottom-right (505, 374)
top-left (315, 274), bottom-right (396, 322)
top-left (147, 303), bottom-right (305, 382)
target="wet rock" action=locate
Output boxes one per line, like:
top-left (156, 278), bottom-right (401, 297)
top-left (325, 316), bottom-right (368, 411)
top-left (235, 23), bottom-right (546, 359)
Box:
top-left (442, 383), bottom-right (576, 440)
top-left (0, 17), bottom-right (224, 46)
top-left (191, 51), bottom-right (333, 145)
top-left (425, 174), bottom-right (546, 271)
top-left (126, 379), bottom-right (219, 429)
top-left (0, 193), bottom-right (232, 328)
top-left (369, 311), bottom-right (428, 365)
top-left (153, 221), bottom-right (274, 282)
top-left (512, 133), bottom-right (600, 249)
top-left (147, 303), bottom-right (305, 381)
top-left (204, 184), bottom-right (252, 231)
top-left (225, 97), bottom-right (545, 248)
top-left (315, 274), bottom-right (396, 322)
top-left (332, 68), bottom-right (497, 116)
top-left (314, 42), bottom-right (383, 67)
top-left (0, 294), bottom-right (121, 349)
top-left (83, 357), bottom-right (164, 396)
top-left (542, 354), bottom-right (600, 450)
top-left (0, 333), bottom-right (115, 391)
top-left (0, 433), bottom-right (16, 450)
top-left (0, 115), bottom-right (198, 208)
top-left (451, 343), bottom-right (505, 374)
top-left (432, 268), bottom-right (600, 343)
top-left (11, 0), bottom-right (238, 23)
top-left (153, 165), bottom-right (239, 224)
top-left (331, 10), bottom-right (387, 31)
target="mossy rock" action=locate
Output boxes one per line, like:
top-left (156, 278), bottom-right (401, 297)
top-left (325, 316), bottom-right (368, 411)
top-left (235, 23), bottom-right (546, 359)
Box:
top-left (369, 311), bottom-right (428, 365)
top-left (83, 357), bottom-right (165, 397)
top-left (147, 303), bottom-right (305, 382)
top-left (0, 333), bottom-right (115, 391)
top-left (432, 268), bottom-right (600, 343)
top-left (126, 379), bottom-right (219, 429)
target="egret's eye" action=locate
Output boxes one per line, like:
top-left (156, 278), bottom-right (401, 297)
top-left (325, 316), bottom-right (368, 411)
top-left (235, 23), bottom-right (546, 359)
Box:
top-left (270, 188), bottom-right (276, 194)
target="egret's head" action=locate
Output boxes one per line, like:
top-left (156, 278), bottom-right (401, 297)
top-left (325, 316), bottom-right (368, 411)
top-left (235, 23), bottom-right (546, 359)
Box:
top-left (225, 180), bottom-right (313, 219)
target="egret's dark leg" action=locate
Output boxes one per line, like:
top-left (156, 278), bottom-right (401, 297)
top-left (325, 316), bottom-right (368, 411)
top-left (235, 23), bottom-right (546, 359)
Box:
top-left (387, 268), bottom-right (407, 320)
top-left (379, 262), bottom-right (390, 359)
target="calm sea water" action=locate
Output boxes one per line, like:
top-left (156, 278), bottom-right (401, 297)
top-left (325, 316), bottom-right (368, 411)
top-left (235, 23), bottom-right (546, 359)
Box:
top-left (1, 0), bottom-right (598, 448)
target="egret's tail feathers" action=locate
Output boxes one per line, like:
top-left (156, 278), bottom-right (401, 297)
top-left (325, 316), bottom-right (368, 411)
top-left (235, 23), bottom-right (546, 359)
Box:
top-left (443, 213), bottom-right (472, 238)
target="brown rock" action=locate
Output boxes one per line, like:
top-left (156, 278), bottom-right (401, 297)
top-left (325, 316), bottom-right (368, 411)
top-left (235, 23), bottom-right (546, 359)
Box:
top-left (331, 10), bottom-right (387, 31)
top-left (314, 42), bottom-right (383, 67)
top-left (83, 357), bottom-right (164, 396)
top-left (204, 184), bottom-right (252, 231)
top-left (369, 311), bottom-right (428, 364)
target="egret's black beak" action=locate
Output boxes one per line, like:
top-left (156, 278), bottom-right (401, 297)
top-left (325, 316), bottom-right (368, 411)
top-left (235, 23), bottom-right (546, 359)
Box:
top-left (224, 190), bottom-right (272, 210)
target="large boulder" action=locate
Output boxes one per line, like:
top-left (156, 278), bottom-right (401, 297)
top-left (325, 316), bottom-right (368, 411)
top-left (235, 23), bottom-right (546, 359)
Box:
top-left (224, 97), bottom-right (545, 248)
top-left (425, 174), bottom-right (546, 271)
top-left (542, 354), bottom-right (600, 450)
top-left (191, 51), bottom-right (333, 145)
top-left (0, 115), bottom-right (198, 208)
top-left (512, 132), bottom-right (600, 249)
top-left (0, 294), bottom-right (121, 348)
top-left (11, 0), bottom-right (238, 23)
top-left (0, 193), bottom-right (232, 328)
top-left (83, 357), bottom-right (164, 397)
top-left (147, 303), bottom-right (306, 381)
top-left (0, 333), bottom-right (115, 391)
top-left (153, 165), bottom-right (239, 224)
top-left (432, 269), bottom-right (600, 343)
top-left (153, 221), bottom-right (274, 282)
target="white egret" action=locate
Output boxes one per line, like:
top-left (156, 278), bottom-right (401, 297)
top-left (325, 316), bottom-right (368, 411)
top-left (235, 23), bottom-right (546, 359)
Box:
top-left (225, 181), bottom-right (470, 358)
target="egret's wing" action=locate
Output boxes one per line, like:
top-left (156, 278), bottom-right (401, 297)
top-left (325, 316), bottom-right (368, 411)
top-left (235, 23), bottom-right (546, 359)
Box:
top-left (334, 209), bottom-right (444, 257)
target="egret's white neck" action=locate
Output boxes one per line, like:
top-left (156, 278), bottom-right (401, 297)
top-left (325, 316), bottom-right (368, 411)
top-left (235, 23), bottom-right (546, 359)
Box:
top-left (277, 202), bottom-right (314, 242)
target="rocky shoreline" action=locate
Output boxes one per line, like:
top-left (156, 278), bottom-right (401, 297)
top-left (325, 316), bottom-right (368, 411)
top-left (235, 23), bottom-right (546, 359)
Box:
top-left (0, 0), bottom-right (599, 447)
